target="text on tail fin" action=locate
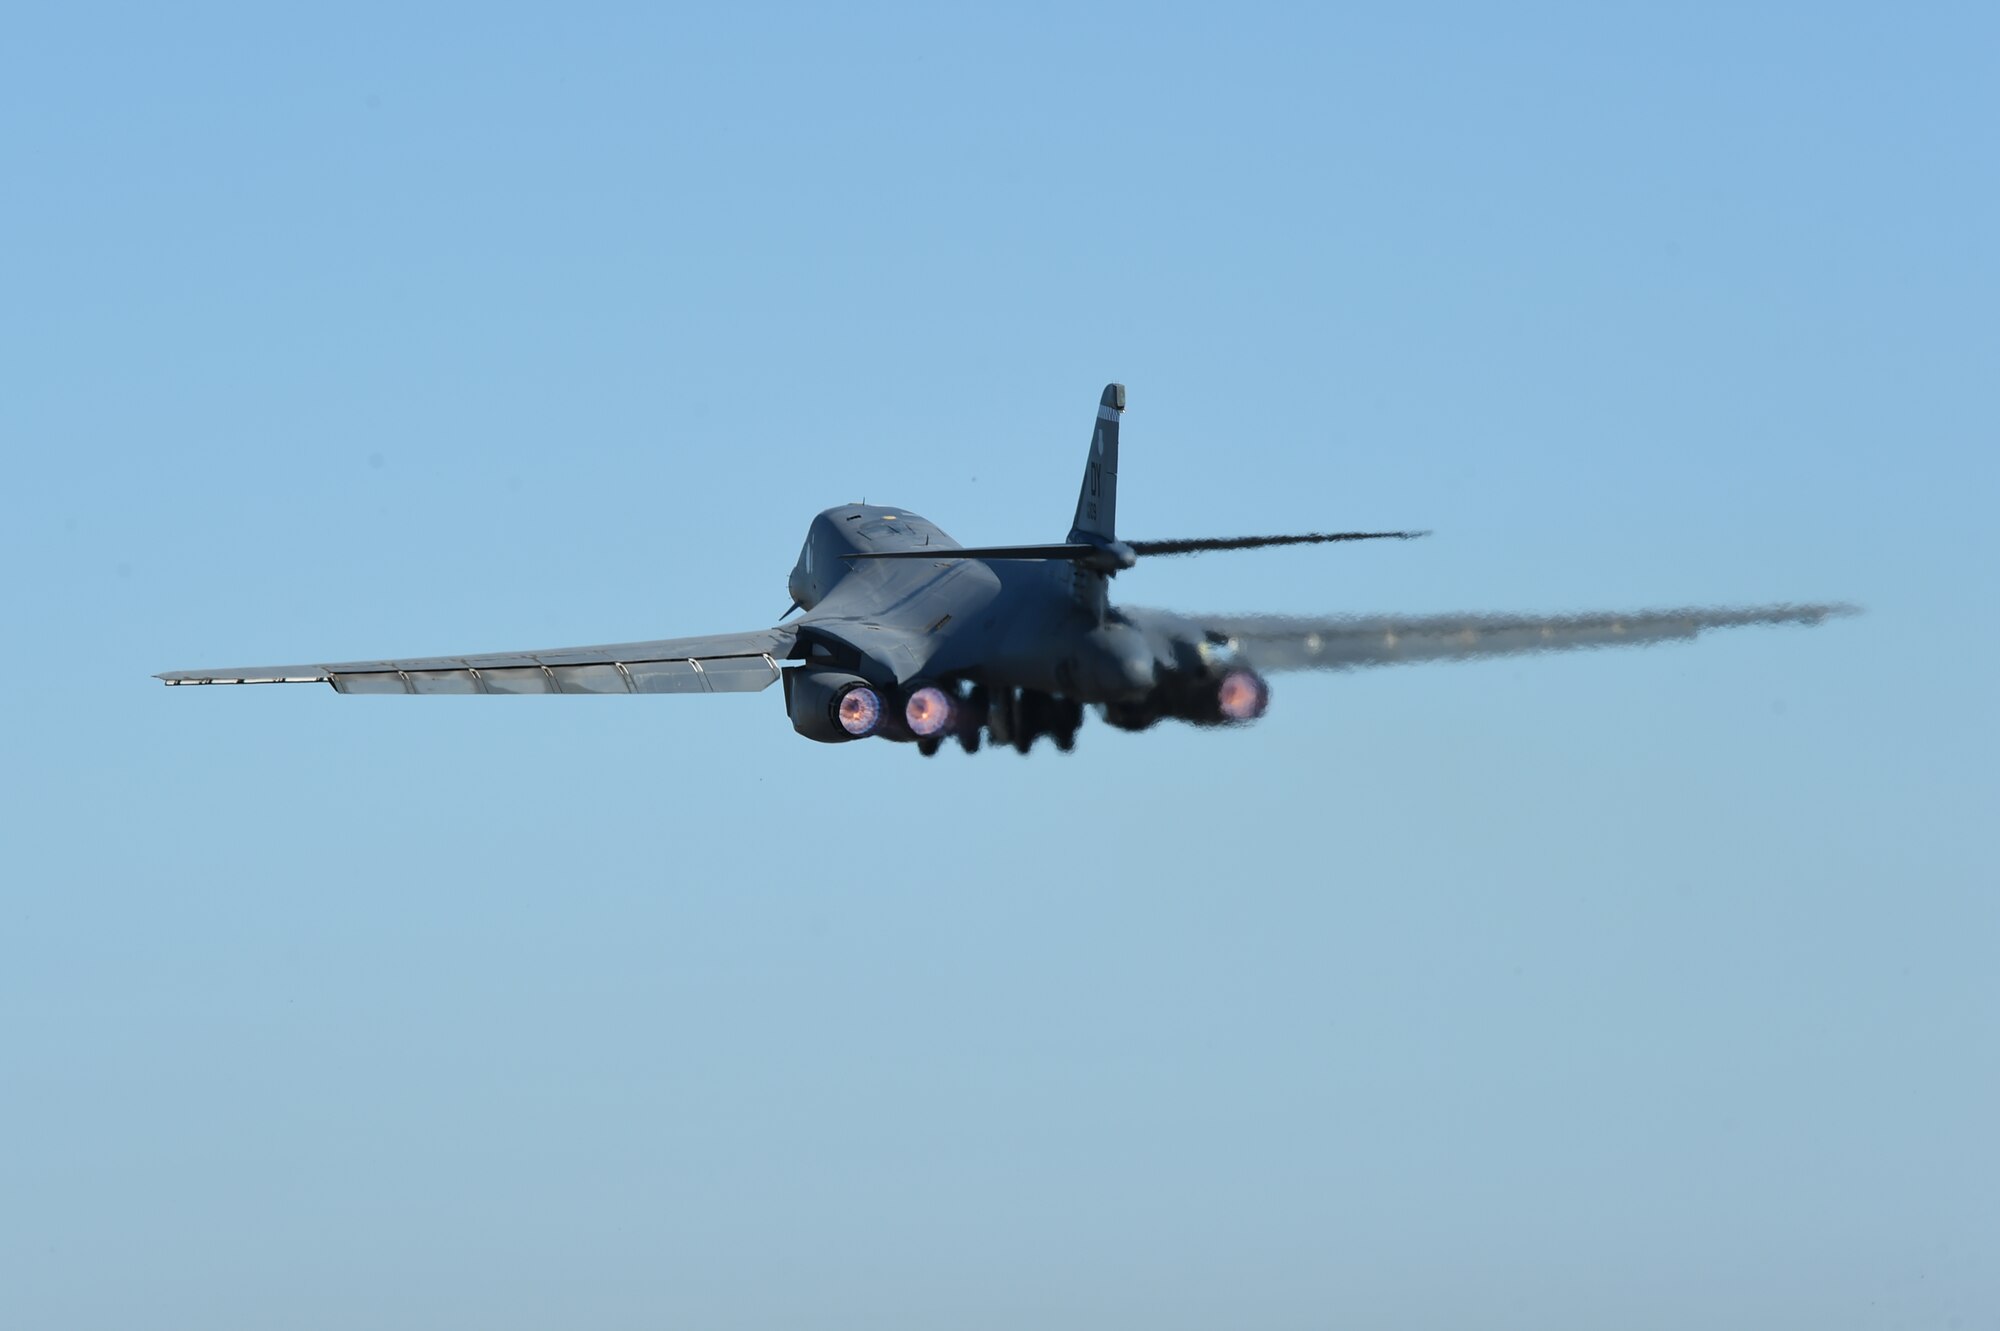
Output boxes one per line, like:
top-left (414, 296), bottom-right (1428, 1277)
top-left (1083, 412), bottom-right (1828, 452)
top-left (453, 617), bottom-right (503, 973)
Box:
top-left (1069, 382), bottom-right (1124, 543)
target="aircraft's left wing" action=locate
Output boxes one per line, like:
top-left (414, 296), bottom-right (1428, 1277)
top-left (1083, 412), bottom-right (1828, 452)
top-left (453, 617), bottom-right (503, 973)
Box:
top-left (1190, 604), bottom-right (1855, 673)
top-left (156, 626), bottom-right (797, 694)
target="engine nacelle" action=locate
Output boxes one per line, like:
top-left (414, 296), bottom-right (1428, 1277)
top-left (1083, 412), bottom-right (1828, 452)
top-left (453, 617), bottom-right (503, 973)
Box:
top-left (785, 668), bottom-right (885, 743)
top-left (1114, 667), bottom-right (1269, 728)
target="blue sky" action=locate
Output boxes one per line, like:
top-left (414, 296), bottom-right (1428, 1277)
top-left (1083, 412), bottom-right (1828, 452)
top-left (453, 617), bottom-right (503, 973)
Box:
top-left (2, 5), bottom-right (1994, 1327)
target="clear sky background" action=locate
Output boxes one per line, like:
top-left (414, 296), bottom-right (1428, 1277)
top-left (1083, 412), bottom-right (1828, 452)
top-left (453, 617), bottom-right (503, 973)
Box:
top-left (2, 5), bottom-right (1994, 1328)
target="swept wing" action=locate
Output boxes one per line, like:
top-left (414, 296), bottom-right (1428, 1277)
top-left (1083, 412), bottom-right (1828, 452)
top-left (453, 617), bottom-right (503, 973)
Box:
top-left (156, 627), bottom-right (796, 695)
top-left (1191, 604), bottom-right (1855, 672)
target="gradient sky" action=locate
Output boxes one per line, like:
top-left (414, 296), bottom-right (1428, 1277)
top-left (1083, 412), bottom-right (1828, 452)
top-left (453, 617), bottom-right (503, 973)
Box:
top-left (3, 5), bottom-right (1994, 1328)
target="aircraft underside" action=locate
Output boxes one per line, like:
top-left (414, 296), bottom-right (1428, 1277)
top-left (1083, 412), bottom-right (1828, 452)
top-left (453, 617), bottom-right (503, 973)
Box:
top-left (780, 660), bottom-right (1270, 755)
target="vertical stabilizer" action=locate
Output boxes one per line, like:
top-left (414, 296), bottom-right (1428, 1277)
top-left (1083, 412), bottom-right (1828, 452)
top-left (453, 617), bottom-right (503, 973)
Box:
top-left (1068, 383), bottom-right (1124, 543)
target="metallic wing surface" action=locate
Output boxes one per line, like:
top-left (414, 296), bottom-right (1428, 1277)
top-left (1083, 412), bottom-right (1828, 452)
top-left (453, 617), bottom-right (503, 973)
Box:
top-left (1182, 604), bottom-right (1856, 673)
top-left (157, 626), bottom-right (796, 695)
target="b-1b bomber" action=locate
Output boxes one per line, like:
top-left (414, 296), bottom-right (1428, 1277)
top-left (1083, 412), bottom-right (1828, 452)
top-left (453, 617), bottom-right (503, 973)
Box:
top-left (159, 384), bottom-right (1850, 754)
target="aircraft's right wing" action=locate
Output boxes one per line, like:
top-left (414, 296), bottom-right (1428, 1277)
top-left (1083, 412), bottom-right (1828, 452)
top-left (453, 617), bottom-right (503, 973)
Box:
top-left (157, 626), bottom-right (797, 694)
top-left (1192, 604), bottom-right (1856, 673)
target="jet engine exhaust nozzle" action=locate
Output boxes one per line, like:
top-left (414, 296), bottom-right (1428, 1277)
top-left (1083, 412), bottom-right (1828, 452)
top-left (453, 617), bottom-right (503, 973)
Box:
top-left (787, 668), bottom-right (885, 742)
top-left (1218, 669), bottom-right (1268, 721)
top-left (904, 685), bottom-right (955, 737)
top-left (837, 685), bottom-right (883, 737)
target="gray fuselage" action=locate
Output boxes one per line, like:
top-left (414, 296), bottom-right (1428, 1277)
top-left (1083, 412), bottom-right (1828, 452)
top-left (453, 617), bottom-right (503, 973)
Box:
top-left (786, 505), bottom-right (1201, 704)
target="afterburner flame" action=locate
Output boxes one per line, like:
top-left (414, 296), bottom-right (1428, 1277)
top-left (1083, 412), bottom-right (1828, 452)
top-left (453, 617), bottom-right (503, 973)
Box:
top-left (904, 685), bottom-right (954, 737)
top-left (836, 685), bottom-right (883, 737)
top-left (1217, 669), bottom-right (1268, 721)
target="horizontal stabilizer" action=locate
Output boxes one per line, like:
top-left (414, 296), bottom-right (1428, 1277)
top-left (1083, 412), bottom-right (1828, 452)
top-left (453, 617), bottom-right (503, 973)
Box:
top-left (844, 544), bottom-right (1101, 562)
top-left (1128, 530), bottom-right (1426, 556)
top-left (847, 530), bottom-right (1425, 566)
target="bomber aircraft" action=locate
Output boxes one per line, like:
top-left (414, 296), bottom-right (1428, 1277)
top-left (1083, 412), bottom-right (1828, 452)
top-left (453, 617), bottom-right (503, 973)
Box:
top-left (159, 384), bottom-right (1851, 754)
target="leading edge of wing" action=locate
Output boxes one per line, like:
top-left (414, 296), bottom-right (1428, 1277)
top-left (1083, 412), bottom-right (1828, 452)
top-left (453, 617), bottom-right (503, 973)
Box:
top-left (156, 625), bottom-right (798, 694)
top-left (1190, 602), bottom-right (1858, 672)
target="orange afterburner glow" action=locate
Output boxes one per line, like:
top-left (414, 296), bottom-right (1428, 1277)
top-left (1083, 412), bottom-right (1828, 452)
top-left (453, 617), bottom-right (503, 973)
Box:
top-left (836, 685), bottom-right (883, 737)
top-left (904, 685), bottom-right (955, 737)
top-left (1217, 669), bottom-right (1268, 721)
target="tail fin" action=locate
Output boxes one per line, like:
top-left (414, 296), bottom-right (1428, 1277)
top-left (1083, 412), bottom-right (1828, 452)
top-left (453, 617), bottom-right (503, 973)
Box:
top-left (842, 376), bottom-right (1422, 583)
top-left (1068, 382), bottom-right (1124, 543)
